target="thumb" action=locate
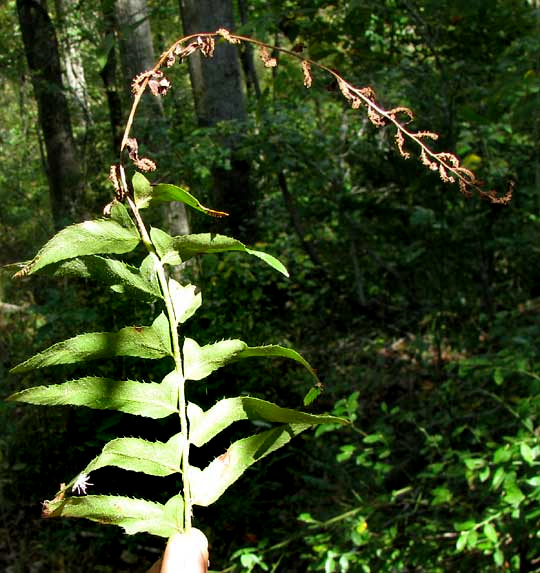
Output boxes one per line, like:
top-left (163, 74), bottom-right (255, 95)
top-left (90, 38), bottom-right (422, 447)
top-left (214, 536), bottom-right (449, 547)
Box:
top-left (148, 529), bottom-right (209, 573)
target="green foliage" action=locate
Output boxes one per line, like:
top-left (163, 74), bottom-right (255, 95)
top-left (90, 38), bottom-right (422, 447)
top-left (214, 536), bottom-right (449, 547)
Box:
top-left (8, 170), bottom-right (345, 540)
top-left (3, 2), bottom-right (539, 570)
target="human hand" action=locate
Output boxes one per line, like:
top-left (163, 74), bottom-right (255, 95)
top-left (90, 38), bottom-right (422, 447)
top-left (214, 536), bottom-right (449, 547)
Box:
top-left (147, 529), bottom-right (209, 573)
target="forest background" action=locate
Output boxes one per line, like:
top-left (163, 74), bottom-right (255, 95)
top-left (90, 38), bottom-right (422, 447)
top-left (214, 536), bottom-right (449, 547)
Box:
top-left (0, 0), bottom-right (539, 571)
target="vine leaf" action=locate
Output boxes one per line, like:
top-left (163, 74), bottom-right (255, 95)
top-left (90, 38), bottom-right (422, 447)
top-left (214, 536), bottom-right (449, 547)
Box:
top-left (190, 424), bottom-right (311, 506)
top-left (43, 495), bottom-right (179, 537)
top-left (79, 433), bottom-right (183, 478)
top-left (183, 338), bottom-right (319, 383)
top-left (14, 204), bottom-right (140, 277)
top-left (10, 313), bottom-right (172, 373)
top-left (150, 228), bottom-right (289, 277)
top-left (6, 376), bottom-right (179, 419)
top-left (42, 255), bottom-right (163, 300)
top-left (133, 172), bottom-right (228, 217)
top-left (188, 396), bottom-right (347, 447)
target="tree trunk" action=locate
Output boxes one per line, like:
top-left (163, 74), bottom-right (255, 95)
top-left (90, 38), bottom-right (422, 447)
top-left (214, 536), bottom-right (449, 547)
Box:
top-left (53, 0), bottom-right (90, 122)
top-left (179, 0), bottom-right (257, 241)
top-left (114, 0), bottom-right (189, 236)
top-left (114, 0), bottom-right (162, 115)
top-left (237, 0), bottom-right (261, 98)
top-left (17, 0), bottom-right (85, 229)
top-left (99, 0), bottom-right (124, 150)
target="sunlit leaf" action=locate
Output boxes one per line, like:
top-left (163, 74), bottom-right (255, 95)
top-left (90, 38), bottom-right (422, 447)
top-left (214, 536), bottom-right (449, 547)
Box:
top-left (43, 256), bottom-right (162, 300)
top-left (188, 396), bottom-right (347, 447)
top-left (303, 385), bottom-right (322, 406)
top-left (483, 523), bottom-right (498, 543)
top-left (454, 520), bottom-right (476, 532)
top-left (80, 433), bottom-right (183, 477)
top-left (466, 529), bottom-right (478, 549)
top-left (183, 338), bottom-right (319, 383)
top-left (133, 172), bottom-right (228, 216)
top-left (132, 172), bottom-right (154, 210)
top-left (456, 532), bottom-right (468, 552)
top-left (520, 442), bottom-right (536, 465)
top-left (150, 229), bottom-right (289, 276)
top-left (10, 313), bottom-right (172, 373)
top-left (43, 495), bottom-right (178, 537)
top-left (169, 279), bottom-right (201, 324)
top-left (183, 338), bottom-right (246, 381)
top-left (14, 208), bottom-right (140, 277)
top-left (239, 344), bottom-right (318, 381)
top-left (6, 376), bottom-right (178, 419)
top-left (162, 494), bottom-right (184, 533)
top-left (503, 485), bottom-right (525, 506)
top-left (190, 423), bottom-right (312, 506)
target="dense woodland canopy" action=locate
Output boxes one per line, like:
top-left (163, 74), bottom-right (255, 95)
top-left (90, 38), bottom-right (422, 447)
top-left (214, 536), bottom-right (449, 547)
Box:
top-left (1, 0), bottom-right (539, 571)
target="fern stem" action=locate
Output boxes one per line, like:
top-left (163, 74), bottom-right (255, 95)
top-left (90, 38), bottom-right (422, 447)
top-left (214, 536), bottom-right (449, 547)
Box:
top-left (125, 194), bottom-right (192, 531)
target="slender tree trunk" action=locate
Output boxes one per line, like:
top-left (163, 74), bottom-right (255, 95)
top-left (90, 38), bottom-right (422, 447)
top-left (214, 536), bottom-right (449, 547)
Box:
top-left (237, 0), bottom-right (261, 98)
top-left (114, 0), bottom-right (189, 236)
top-left (99, 0), bottom-right (124, 150)
top-left (179, 0), bottom-right (257, 241)
top-left (17, 0), bottom-right (85, 229)
top-left (114, 0), bottom-right (164, 127)
top-left (114, 0), bottom-right (154, 88)
top-left (54, 0), bottom-right (90, 121)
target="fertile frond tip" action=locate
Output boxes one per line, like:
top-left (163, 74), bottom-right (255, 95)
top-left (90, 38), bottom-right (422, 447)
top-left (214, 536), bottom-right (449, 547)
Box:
top-left (121, 28), bottom-right (512, 206)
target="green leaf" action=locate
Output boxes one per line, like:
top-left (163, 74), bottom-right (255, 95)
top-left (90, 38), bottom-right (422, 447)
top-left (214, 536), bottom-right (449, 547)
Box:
top-left (81, 433), bottom-right (183, 477)
top-left (491, 466), bottom-right (506, 490)
top-left (245, 248), bottom-right (289, 277)
top-left (520, 443), bottom-right (536, 465)
top-left (6, 376), bottom-right (178, 419)
top-left (336, 444), bottom-right (356, 462)
top-left (14, 212), bottom-right (140, 277)
top-left (363, 433), bottom-right (385, 444)
top-left (456, 533), bottom-right (468, 552)
top-left (190, 423), bottom-right (312, 506)
top-left (133, 172), bottom-right (154, 210)
top-left (454, 520), bottom-right (476, 532)
top-left (493, 446), bottom-right (512, 464)
top-left (169, 279), bottom-right (201, 324)
top-left (464, 457), bottom-right (485, 470)
top-left (303, 385), bottom-right (322, 406)
top-left (10, 313), bottom-right (172, 373)
top-left (139, 254), bottom-right (161, 292)
top-left (493, 549), bottom-right (504, 567)
top-left (43, 495), bottom-right (178, 537)
top-left (110, 201), bottom-right (137, 229)
top-left (150, 227), bottom-right (183, 266)
top-left (43, 255), bottom-right (162, 300)
top-left (188, 396), bottom-right (348, 447)
top-left (503, 485), bottom-right (525, 506)
top-left (431, 486), bottom-right (452, 505)
top-left (183, 338), bottom-right (319, 383)
top-left (483, 523), bottom-right (498, 543)
top-left (162, 493), bottom-right (184, 533)
top-left (150, 229), bottom-right (289, 277)
top-left (239, 344), bottom-right (318, 380)
top-left (133, 172), bottom-right (229, 216)
top-left (183, 338), bottom-right (246, 381)
top-left (466, 529), bottom-right (478, 549)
